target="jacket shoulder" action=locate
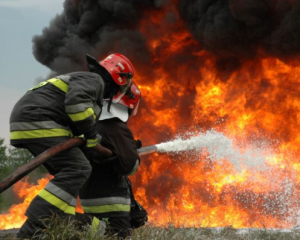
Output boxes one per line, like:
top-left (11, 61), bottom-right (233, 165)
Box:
top-left (68, 71), bottom-right (102, 79)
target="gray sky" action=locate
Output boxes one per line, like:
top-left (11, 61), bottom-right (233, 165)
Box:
top-left (0, 0), bottom-right (64, 144)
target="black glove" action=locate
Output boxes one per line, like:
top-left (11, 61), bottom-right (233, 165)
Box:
top-left (91, 154), bottom-right (118, 165)
top-left (135, 139), bottom-right (142, 149)
top-left (77, 134), bottom-right (102, 160)
top-left (81, 145), bottom-right (96, 160)
top-left (85, 134), bottom-right (102, 148)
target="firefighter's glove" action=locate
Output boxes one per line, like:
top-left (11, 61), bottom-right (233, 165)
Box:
top-left (85, 134), bottom-right (102, 148)
top-left (81, 146), bottom-right (95, 160)
top-left (73, 134), bottom-right (97, 148)
top-left (81, 134), bottom-right (102, 160)
top-left (135, 139), bottom-right (142, 149)
top-left (91, 155), bottom-right (118, 165)
top-left (85, 138), bottom-right (97, 148)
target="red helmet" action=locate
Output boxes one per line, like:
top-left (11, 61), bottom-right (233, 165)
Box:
top-left (99, 81), bottom-right (141, 122)
top-left (117, 81), bottom-right (141, 116)
top-left (86, 53), bottom-right (135, 101)
top-left (99, 53), bottom-right (135, 86)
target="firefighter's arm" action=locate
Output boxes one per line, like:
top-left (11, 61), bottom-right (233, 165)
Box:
top-left (65, 73), bottom-right (104, 148)
top-left (95, 119), bottom-right (140, 175)
top-left (111, 133), bottom-right (140, 175)
top-left (126, 157), bottom-right (140, 175)
top-left (126, 139), bottom-right (142, 175)
top-left (91, 154), bottom-right (140, 175)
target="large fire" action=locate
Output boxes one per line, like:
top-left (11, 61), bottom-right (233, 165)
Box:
top-left (2, 0), bottom-right (300, 231)
top-left (128, 2), bottom-right (300, 229)
top-left (0, 175), bottom-right (84, 230)
top-left (0, 176), bottom-right (51, 230)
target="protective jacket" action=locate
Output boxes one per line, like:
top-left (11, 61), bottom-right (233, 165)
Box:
top-left (79, 118), bottom-right (140, 218)
top-left (10, 72), bottom-right (104, 146)
top-left (12, 72), bottom-right (105, 239)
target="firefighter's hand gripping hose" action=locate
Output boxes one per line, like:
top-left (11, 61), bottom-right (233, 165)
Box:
top-left (0, 138), bottom-right (158, 194)
top-left (0, 138), bottom-right (113, 194)
top-left (0, 130), bottom-right (246, 193)
top-left (135, 139), bottom-right (142, 149)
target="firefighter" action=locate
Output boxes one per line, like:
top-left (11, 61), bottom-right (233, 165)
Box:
top-left (10, 53), bottom-right (135, 239)
top-left (78, 81), bottom-right (148, 239)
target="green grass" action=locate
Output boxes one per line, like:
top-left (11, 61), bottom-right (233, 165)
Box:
top-left (1, 218), bottom-right (300, 240)
top-left (132, 225), bottom-right (300, 240)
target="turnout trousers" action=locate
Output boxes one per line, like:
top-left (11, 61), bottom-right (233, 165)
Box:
top-left (79, 172), bottom-right (147, 239)
top-left (17, 137), bottom-right (92, 238)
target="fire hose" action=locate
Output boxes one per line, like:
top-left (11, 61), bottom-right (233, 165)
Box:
top-left (0, 138), bottom-right (158, 194)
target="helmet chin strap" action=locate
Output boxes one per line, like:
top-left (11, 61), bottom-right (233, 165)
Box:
top-left (107, 86), bottom-right (119, 113)
top-left (103, 78), bottom-right (118, 97)
top-left (125, 87), bottom-right (135, 99)
top-left (107, 93), bottom-right (113, 113)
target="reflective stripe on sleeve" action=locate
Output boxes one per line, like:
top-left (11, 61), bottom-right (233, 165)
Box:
top-left (29, 81), bottom-right (48, 90)
top-left (65, 102), bottom-right (93, 114)
top-left (10, 128), bottom-right (72, 140)
top-left (48, 78), bottom-right (69, 93)
top-left (68, 107), bottom-right (95, 122)
top-left (29, 77), bottom-right (69, 92)
top-left (38, 189), bottom-right (76, 215)
top-left (86, 138), bottom-right (97, 148)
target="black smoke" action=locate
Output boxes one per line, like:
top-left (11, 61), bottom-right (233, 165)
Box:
top-left (33, 0), bottom-right (300, 78)
top-left (178, 0), bottom-right (300, 60)
top-left (32, 0), bottom-right (170, 75)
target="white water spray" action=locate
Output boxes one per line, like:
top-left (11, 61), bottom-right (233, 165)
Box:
top-left (156, 129), bottom-right (272, 170)
top-left (144, 130), bottom-right (300, 227)
top-left (139, 130), bottom-right (300, 227)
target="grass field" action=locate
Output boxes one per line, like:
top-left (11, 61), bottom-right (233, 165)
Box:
top-left (2, 222), bottom-right (300, 240)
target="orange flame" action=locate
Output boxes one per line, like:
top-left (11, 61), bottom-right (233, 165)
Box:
top-left (3, 0), bottom-right (300, 230)
top-left (128, 1), bottom-right (300, 229)
top-left (0, 176), bottom-right (52, 230)
top-left (0, 175), bottom-right (84, 230)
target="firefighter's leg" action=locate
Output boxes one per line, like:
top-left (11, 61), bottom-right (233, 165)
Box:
top-left (75, 213), bottom-right (107, 236)
top-left (130, 200), bottom-right (148, 229)
top-left (105, 216), bottom-right (132, 239)
top-left (80, 171), bottom-right (132, 238)
top-left (17, 139), bottom-right (92, 238)
top-left (125, 176), bottom-right (148, 229)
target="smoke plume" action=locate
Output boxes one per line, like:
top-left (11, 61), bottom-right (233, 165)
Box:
top-left (33, 0), bottom-right (300, 76)
top-left (32, 0), bottom-right (167, 75)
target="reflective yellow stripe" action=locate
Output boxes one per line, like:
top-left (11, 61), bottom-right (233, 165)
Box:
top-left (68, 107), bottom-right (94, 122)
top-left (29, 81), bottom-right (48, 90)
top-left (10, 121), bottom-right (71, 131)
top-left (29, 78), bottom-right (69, 92)
top-left (91, 217), bottom-right (100, 233)
top-left (86, 139), bottom-right (97, 148)
top-left (38, 189), bottom-right (75, 215)
top-left (82, 204), bottom-right (130, 214)
top-left (48, 78), bottom-right (69, 93)
top-left (10, 128), bottom-right (72, 140)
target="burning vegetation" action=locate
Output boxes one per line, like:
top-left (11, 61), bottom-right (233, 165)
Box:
top-left (2, 0), bottom-right (300, 230)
